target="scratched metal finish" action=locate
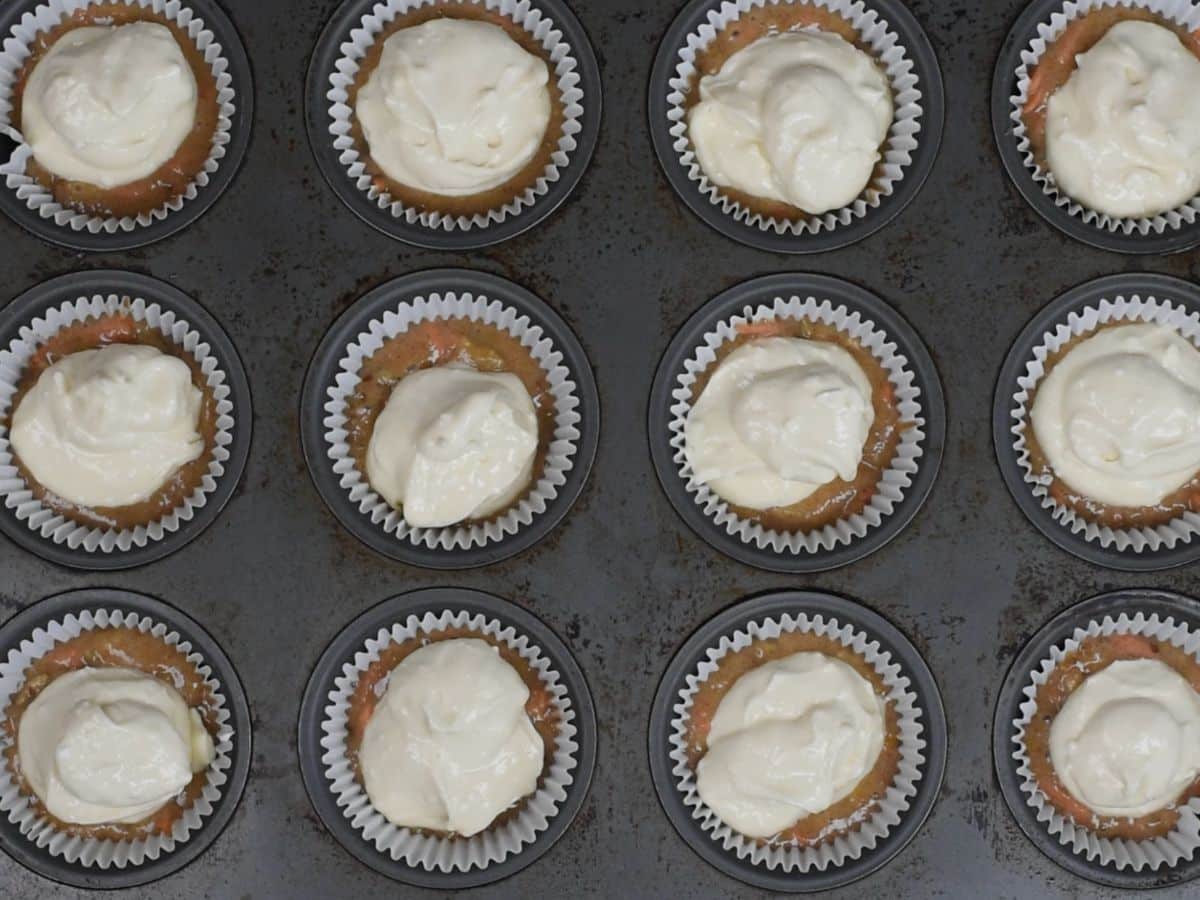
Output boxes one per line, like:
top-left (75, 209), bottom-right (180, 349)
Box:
top-left (2, 0), bottom-right (1198, 897)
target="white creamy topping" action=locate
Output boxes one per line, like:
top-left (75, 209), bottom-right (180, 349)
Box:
top-left (684, 336), bottom-right (875, 510)
top-left (11, 343), bottom-right (204, 509)
top-left (18, 667), bottom-right (215, 825)
top-left (696, 651), bottom-right (886, 838)
top-left (1030, 324), bottom-right (1200, 508)
top-left (366, 365), bottom-right (538, 528)
top-left (355, 18), bottom-right (551, 196)
top-left (689, 28), bottom-right (893, 214)
top-left (359, 638), bottom-right (544, 836)
top-left (1046, 20), bottom-right (1200, 218)
top-left (1050, 658), bottom-right (1200, 818)
top-left (21, 23), bottom-right (198, 189)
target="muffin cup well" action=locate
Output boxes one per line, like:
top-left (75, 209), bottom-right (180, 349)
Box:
top-left (668, 611), bottom-right (926, 871)
top-left (993, 588), bottom-right (1200, 888)
top-left (0, 290), bottom-right (235, 558)
top-left (649, 0), bottom-right (943, 252)
top-left (320, 0), bottom-right (593, 243)
top-left (0, 0), bottom-right (247, 250)
top-left (319, 608), bottom-right (578, 872)
top-left (650, 273), bottom-right (944, 573)
top-left (302, 268), bottom-right (598, 569)
top-left (0, 588), bottom-right (251, 889)
top-left (1000, 274), bottom-right (1200, 566)
top-left (649, 590), bottom-right (946, 892)
top-left (1012, 611), bottom-right (1200, 871)
top-left (298, 587), bottom-right (596, 888)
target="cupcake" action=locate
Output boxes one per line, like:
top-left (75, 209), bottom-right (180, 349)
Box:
top-left (1014, 610), bottom-right (1200, 868)
top-left (1024, 323), bottom-right (1200, 531)
top-left (1007, 281), bottom-right (1200, 556)
top-left (6, 310), bottom-right (217, 532)
top-left (0, 603), bottom-right (237, 871)
top-left (686, 5), bottom-right (893, 219)
top-left (664, 607), bottom-right (930, 873)
top-left (659, 0), bottom-right (932, 242)
top-left (1012, 2), bottom-right (1200, 232)
top-left (665, 287), bottom-right (930, 559)
top-left (344, 317), bottom-right (551, 531)
top-left (317, 606), bottom-right (581, 872)
top-left (311, 274), bottom-right (593, 562)
top-left (683, 318), bottom-right (907, 535)
top-left (0, 0), bottom-right (238, 235)
top-left (326, 0), bottom-right (588, 233)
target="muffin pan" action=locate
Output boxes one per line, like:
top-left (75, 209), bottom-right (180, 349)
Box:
top-left (993, 588), bottom-right (1200, 890)
top-left (4, 0), bottom-right (1200, 896)
top-left (648, 589), bottom-right (947, 892)
top-left (0, 587), bottom-right (251, 889)
top-left (0, 0), bottom-right (254, 252)
top-left (297, 586), bottom-right (596, 888)
top-left (0, 269), bottom-right (252, 571)
top-left (993, 272), bottom-right (1200, 571)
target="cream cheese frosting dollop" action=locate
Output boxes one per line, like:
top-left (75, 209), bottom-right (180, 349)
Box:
top-left (354, 18), bottom-right (552, 196)
top-left (10, 343), bottom-right (205, 509)
top-left (358, 638), bottom-right (544, 836)
top-left (366, 365), bottom-right (539, 528)
top-left (1049, 658), bottom-right (1200, 818)
top-left (683, 336), bottom-right (875, 510)
top-left (18, 667), bottom-right (215, 825)
top-left (1045, 20), bottom-right (1200, 218)
top-left (696, 651), bottom-right (886, 838)
top-left (20, 22), bottom-right (199, 189)
top-left (688, 28), bottom-right (893, 214)
top-left (1030, 323), bottom-right (1200, 507)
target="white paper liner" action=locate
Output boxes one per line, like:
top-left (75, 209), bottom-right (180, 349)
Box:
top-left (1010, 292), bottom-right (1200, 553)
top-left (668, 295), bottom-right (926, 554)
top-left (0, 607), bottom-right (235, 869)
top-left (1009, 0), bottom-right (1200, 235)
top-left (0, 292), bottom-right (236, 553)
top-left (319, 609), bottom-right (578, 872)
top-left (1012, 611), bottom-right (1200, 870)
top-left (325, 0), bottom-right (585, 233)
top-left (0, 0), bottom-right (237, 236)
top-left (668, 612), bottom-right (926, 869)
top-left (665, 0), bottom-right (923, 237)
top-left (321, 291), bottom-right (581, 551)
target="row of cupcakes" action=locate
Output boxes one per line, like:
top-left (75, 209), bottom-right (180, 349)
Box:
top-left (3, 268), bottom-right (1200, 573)
top-left (6, 0), bottom-right (1200, 253)
top-left (1, 585), bottom-right (1197, 890)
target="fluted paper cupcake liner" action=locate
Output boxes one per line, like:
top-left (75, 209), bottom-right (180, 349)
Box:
top-left (667, 611), bottom-right (926, 870)
top-left (326, 0), bottom-right (585, 233)
top-left (667, 294), bottom-right (926, 554)
top-left (0, 292), bottom-right (236, 553)
top-left (1010, 292), bottom-right (1200, 552)
top-left (665, 0), bottom-right (924, 236)
top-left (318, 608), bottom-right (579, 872)
top-left (0, 0), bottom-right (237, 236)
top-left (1009, 0), bottom-right (1200, 235)
top-left (321, 289), bottom-right (581, 551)
top-left (1012, 611), bottom-right (1200, 870)
top-left (0, 607), bottom-right (235, 869)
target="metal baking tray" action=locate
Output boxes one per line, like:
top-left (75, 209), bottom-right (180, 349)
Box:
top-left (2, 0), bottom-right (1199, 896)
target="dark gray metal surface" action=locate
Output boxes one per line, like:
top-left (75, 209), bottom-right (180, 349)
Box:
top-left (2, 0), bottom-right (1198, 897)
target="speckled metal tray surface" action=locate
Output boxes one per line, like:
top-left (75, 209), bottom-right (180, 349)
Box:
top-left (3, 0), bottom-right (1200, 898)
